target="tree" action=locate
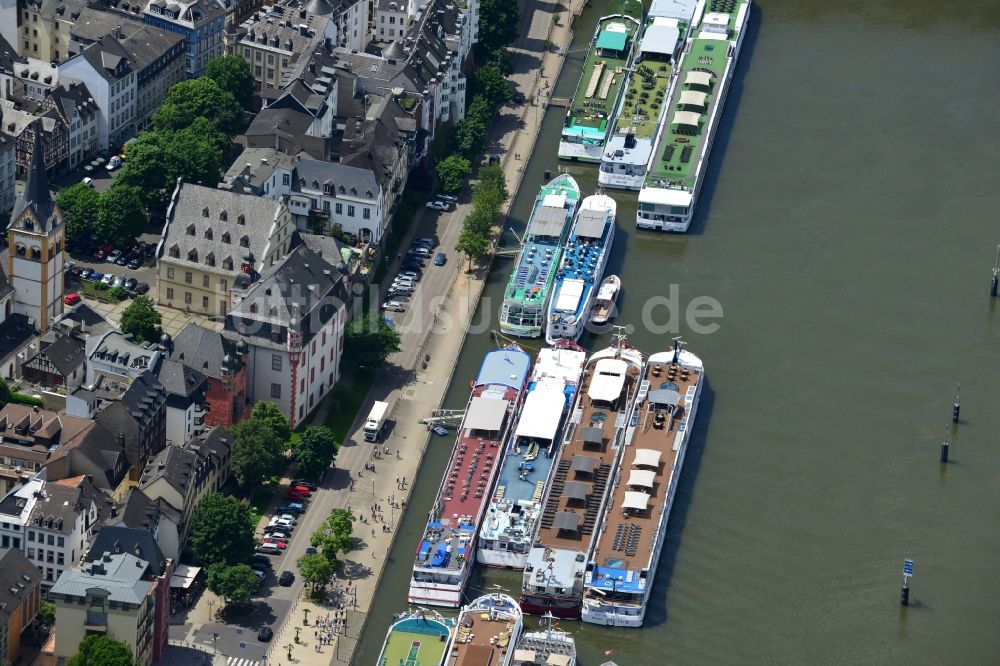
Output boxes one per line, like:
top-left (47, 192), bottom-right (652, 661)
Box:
top-left (162, 118), bottom-right (228, 187)
top-left (454, 105), bottom-right (488, 157)
top-left (96, 184), bottom-right (146, 246)
top-left (67, 636), bottom-right (133, 666)
top-left (478, 0), bottom-right (520, 53)
top-left (435, 156), bottom-right (471, 194)
top-left (292, 426), bottom-right (337, 481)
top-left (189, 494), bottom-right (256, 567)
top-left (205, 55), bottom-right (255, 111)
top-left (119, 296), bottom-right (162, 344)
top-left (478, 164), bottom-right (509, 201)
top-left (475, 64), bottom-right (511, 108)
top-left (56, 183), bottom-right (100, 241)
top-left (207, 563), bottom-right (259, 606)
top-left (249, 401), bottom-right (291, 444)
top-left (456, 227), bottom-right (491, 267)
top-left (310, 509), bottom-right (354, 562)
top-left (36, 601), bottom-right (55, 630)
top-left (153, 77), bottom-right (242, 137)
top-left (296, 552), bottom-right (333, 589)
top-left (0, 378), bottom-right (12, 408)
top-left (344, 317), bottom-right (401, 369)
top-left (230, 419), bottom-right (285, 487)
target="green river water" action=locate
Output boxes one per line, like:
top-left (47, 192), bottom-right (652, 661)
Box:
top-left (356, 1), bottom-right (1000, 663)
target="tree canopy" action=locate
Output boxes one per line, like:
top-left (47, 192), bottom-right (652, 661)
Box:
top-left (207, 563), bottom-right (259, 606)
top-left (477, 0), bottom-right (520, 54)
top-left (189, 494), bottom-right (256, 567)
top-left (248, 401), bottom-right (291, 444)
top-left (475, 64), bottom-right (511, 108)
top-left (436, 155), bottom-right (471, 194)
top-left (119, 296), bottom-right (163, 344)
top-left (296, 552), bottom-right (333, 589)
top-left (310, 508), bottom-right (354, 563)
top-left (67, 636), bottom-right (133, 666)
top-left (229, 419), bottom-right (284, 487)
top-left (344, 317), bottom-right (401, 369)
top-left (56, 183), bottom-right (100, 242)
top-left (456, 226), bottom-right (491, 266)
top-left (96, 184), bottom-right (146, 246)
top-left (292, 426), bottom-right (337, 481)
top-left (153, 77), bottom-right (243, 137)
top-left (205, 55), bottom-right (255, 111)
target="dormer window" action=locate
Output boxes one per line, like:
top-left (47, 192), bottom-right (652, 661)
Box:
top-left (205, 252), bottom-right (215, 267)
top-left (350, 187), bottom-right (357, 195)
top-left (202, 207), bottom-right (209, 217)
top-left (269, 306), bottom-right (278, 316)
top-left (186, 224), bottom-right (195, 236)
top-left (222, 256), bottom-right (234, 270)
top-left (249, 303), bottom-right (258, 313)
top-left (188, 249), bottom-right (198, 262)
top-left (237, 214), bottom-right (246, 225)
top-left (204, 228), bottom-right (213, 240)
top-left (168, 245), bottom-right (180, 258)
top-left (338, 185), bottom-right (345, 194)
top-left (366, 190), bottom-right (373, 197)
top-left (222, 232), bottom-right (230, 244)
top-left (219, 210), bottom-right (228, 221)
top-left (323, 182), bottom-right (332, 195)
top-left (240, 236), bottom-right (250, 248)
top-left (312, 180), bottom-right (319, 189)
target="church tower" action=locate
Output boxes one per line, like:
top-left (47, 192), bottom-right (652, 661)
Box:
top-left (7, 125), bottom-right (65, 332)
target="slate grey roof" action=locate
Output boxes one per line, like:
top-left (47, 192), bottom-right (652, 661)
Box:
top-left (119, 371), bottom-right (167, 421)
top-left (161, 182), bottom-right (287, 276)
top-left (11, 125), bottom-right (56, 231)
top-left (292, 155), bottom-right (378, 201)
top-left (117, 487), bottom-right (181, 531)
top-left (245, 107), bottom-right (315, 141)
top-left (86, 330), bottom-right (160, 374)
top-left (0, 550), bottom-right (39, 620)
top-left (171, 322), bottom-right (241, 380)
top-left (68, 8), bottom-right (146, 45)
top-left (191, 425), bottom-right (232, 464)
top-left (51, 551), bottom-right (153, 604)
top-left (32, 334), bottom-right (85, 377)
top-left (295, 232), bottom-right (348, 272)
top-left (220, 147), bottom-right (295, 195)
top-left (156, 360), bottom-right (206, 399)
top-left (140, 444), bottom-right (198, 498)
top-left (29, 476), bottom-right (110, 534)
top-left (53, 302), bottom-right (114, 336)
top-left (87, 526), bottom-right (167, 577)
top-left (0, 314), bottom-right (34, 363)
top-left (120, 24), bottom-right (186, 73)
top-left (77, 35), bottom-right (135, 83)
top-left (0, 32), bottom-right (25, 76)
top-left (50, 82), bottom-right (100, 126)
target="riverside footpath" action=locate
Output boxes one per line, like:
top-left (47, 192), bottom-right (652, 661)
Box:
top-left (263, 2), bottom-right (583, 665)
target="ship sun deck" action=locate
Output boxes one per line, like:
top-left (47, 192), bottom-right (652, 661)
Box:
top-left (586, 352), bottom-right (702, 600)
top-left (562, 10), bottom-right (642, 144)
top-left (646, 0), bottom-right (749, 191)
top-left (505, 185), bottom-right (578, 307)
top-left (610, 22), bottom-right (683, 142)
top-left (381, 617), bottom-right (452, 666)
top-left (535, 354), bottom-right (642, 552)
top-left (448, 596), bottom-right (520, 665)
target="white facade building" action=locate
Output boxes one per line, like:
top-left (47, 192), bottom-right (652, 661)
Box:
top-left (58, 36), bottom-right (137, 151)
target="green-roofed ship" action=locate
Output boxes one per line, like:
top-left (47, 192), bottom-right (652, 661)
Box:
top-left (637, 0), bottom-right (751, 231)
top-left (499, 174), bottom-right (581, 338)
top-left (557, 0), bottom-right (643, 162)
top-left (376, 610), bottom-right (455, 666)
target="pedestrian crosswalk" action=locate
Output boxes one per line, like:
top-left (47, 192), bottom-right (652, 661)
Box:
top-left (227, 657), bottom-right (260, 666)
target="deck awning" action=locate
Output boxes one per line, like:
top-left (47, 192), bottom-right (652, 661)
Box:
top-left (672, 110), bottom-right (702, 127)
top-left (574, 208), bottom-right (608, 238)
top-left (622, 491), bottom-right (651, 510)
top-left (639, 19), bottom-right (679, 56)
top-left (627, 469), bottom-right (656, 488)
top-left (633, 448), bottom-right (662, 469)
top-left (570, 454), bottom-right (598, 474)
top-left (548, 655), bottom-right (572, 666)
top-left (515, 387), bottom-right (566, 441)
top-left (465, 396), bottom-right (508, 431)
top-left (579, 427), bottom-right (604, 446)
top-left (596, 24), bottom-right (628, 52)
top-left (648, 388), bottom-right (681, 407)
top-left (587, 358), bottom-right (628, 402)
top-left (564, 480), bottom-right (591, 501)
top-left (679, 90), bottom-right (708, 109)
top-left (554, 511), bottom-right (582, 532)
top-left (685, 71), bottom-right (712, 88)
top-left (514, 650), bottom-right (537, 662)
top-left (533, 205), bottom-right (568, 237)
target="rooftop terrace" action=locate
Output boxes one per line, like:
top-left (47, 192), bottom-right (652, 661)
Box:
top-left (379, 616), bottom-right (453, 666)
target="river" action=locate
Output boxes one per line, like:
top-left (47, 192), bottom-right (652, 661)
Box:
top-left (356, 0), bottom-right (1000, 663)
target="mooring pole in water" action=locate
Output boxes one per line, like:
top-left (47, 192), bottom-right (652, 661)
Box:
top-left (952, 383), bottom-right (960, 423)
top-left (992, 245), bottom-right (999, 297)
top-left (940, 427), bottom-right (950, 463)
top-left (901, 559), bottom-right (914, 606)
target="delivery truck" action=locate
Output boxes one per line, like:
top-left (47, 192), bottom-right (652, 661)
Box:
top-left (363, 401), bottom-right (389, 442)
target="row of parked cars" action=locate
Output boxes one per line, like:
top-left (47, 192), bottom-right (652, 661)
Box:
top-left (254, 479), bottom-right (317, 556)
top-left (425, 193), bottom-right (457, 211)
top-left (76, 239), bottom-right (157, 267)
top-left (382, 237), bottom-right (446, 312)
top-left (65, 263), bottom-right (150, 295)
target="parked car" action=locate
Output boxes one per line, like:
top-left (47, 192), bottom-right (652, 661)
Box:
top-left (278, 571), bottom-right (294, 587)
top-left (401, 260), bottom-right (425, 271)
top-left (425, 200), bottom-right (448, 211)
top-left (292, 480), bottom-right (317, 491)
top-left (435, 194), bottom-right (458, 203)
top-left (261, 538), bottom-right (287, 550)
top-left (305, 547), bottom-right (318, 555)
top-left (63, 293), bottom-right (81, 306)
top-left (107, 155), bottom-right (122, 170)
top-left (409, 248), bottom-right (432, 258)
top-left (382, 301), bottom-right (405, 312)
top-left (82, 270), bottom-right (100, 282)
top-left (106, 250), bottom-right (122, 263)
top-left (413, 238), bottom-right (435, 247)
top-left (101, 273), bottom-right (115, 286)
top-left (252, 569), bottom-right (265, 582)
top-left (400, 270), bottom-right (422, 280)
top-left (251, 555), bottom-right (271, 570)
top-left (130, 282), bottom-right (150, 295)
top-left (434, 252), bottom-right (447, 266)
top-left (124, 278), bottom-right (138, 291)
top-left (115, 253), bottom-right (129, 266)
top-left (257, 627), bottom-right (273, 642)
top-left (93, 244), bottom-right (111, 260)
top-left (276, 503), bottom-right (303, 515)
top-left (267, 531), bottom-right (290, 541)
top-left (64, 260), bottom-right (75, 274)
top-left (255, 543), bottom-right (281, 554)
top-left (127, 257), bottom-right (143, 270)
top-left (290, 484), bottom-right (312, 496)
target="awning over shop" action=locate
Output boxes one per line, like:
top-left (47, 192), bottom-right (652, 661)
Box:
top-left (170, 564), bottom-right (201, 590)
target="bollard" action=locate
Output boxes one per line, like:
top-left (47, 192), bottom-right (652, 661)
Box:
top-left (940, 429), bottom-right (949, 463)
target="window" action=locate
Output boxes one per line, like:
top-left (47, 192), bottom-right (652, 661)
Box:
top-left (282, 174), bottom-right (290, 186)
top-left (240, 236), bottom-right (250, 247)
top-left (270, 383), bottom-right (281, 399)
top-left (222, 232), bottom-right (230, 244)
top-left (335, 203), bottom-right (342, 215)
top-left (1, 535), bottom-right (8, 548)
top-left (184, 292), bottom-right (192, 304)
top-left (167, 287), bottom-right (174, 300)
top-left (28, 531), bottom-right (34, 542)
top-left (12, 537), bottom-right (19, 549)
top-left (267, 68), bottom-right (274, 79)
top-left (255, 65), bottom-right (262, 76)
top-left (185, 271), bottom-right (192, 284)
top-left (271, 355), bottom-right (282, 371)
top-left (347, 205), bottom-right (355, 217)
top-left (27, 548), bottom-right (34, 559)
top-left (267, 54), bottom-right (274, 64)
top-left (300, 378), bottom-right (304, 393)
top-left (202, 296), bottom-right (209, 309)
top-left (363, 208), bottom-right (371, 220)
top-left (57, 552), bottom-right (64, 565)
top-left (203, 274), bottom-right (210, 287)
top-left (220, 279), bottom-right (228, 292)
